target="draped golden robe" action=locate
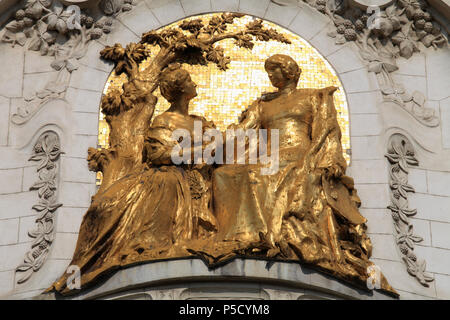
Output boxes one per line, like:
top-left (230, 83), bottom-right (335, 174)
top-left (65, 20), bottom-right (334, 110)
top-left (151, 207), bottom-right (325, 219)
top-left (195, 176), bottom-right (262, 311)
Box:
top-left (48, 88), bottom-right (397, 297)
top-left (49, 112), bottom-right (217, 294)
top-left (211, 87), bottom-right (394, 293)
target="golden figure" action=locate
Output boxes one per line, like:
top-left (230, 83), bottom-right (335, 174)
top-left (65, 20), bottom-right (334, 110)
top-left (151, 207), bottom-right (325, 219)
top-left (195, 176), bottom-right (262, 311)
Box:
top-left (50, 65), bottom-right (217, 294)
top-left (212, 54), bottom-right (389, 289)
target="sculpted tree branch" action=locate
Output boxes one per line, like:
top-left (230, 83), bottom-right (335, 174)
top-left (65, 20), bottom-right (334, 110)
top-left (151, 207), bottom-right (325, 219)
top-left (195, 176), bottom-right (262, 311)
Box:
top-left (90, 14), bottom-right (291, 190)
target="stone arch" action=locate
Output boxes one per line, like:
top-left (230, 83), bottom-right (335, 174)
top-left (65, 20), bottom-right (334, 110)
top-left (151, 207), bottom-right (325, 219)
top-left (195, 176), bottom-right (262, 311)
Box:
top-left (64, 0), bottom-right (380, 174)
top-left (67, 0), bottom-right (377, 113)
top-left (97, 11), bottom-right (355, 162)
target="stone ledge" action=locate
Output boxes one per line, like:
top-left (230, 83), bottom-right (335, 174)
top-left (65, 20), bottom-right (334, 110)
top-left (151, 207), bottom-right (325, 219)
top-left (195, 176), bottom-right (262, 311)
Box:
top-left (37, 259), bottom-right (396, 300)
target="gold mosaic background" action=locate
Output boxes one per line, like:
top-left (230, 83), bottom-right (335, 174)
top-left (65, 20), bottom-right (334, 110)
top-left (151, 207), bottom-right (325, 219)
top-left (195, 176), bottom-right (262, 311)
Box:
top-left (99, 14), bottom-right (350, 165)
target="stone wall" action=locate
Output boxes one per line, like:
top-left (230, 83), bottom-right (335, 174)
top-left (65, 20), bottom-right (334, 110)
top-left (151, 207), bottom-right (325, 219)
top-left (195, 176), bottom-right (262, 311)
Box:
top-left (0, 0), bottom-right (449, 299)
top-left (37, 259), bottom-right (397, 300)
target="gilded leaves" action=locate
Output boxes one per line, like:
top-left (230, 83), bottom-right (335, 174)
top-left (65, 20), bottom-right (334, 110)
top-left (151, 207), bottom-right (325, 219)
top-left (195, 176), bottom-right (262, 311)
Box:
top-left (128, 42), bottom-right (146, 59)
top-left (207, 16), bottom-right (225, 33)
top-left (235, 34), bottom-right (254, 49)
top-left (124, 43), bottom-right (148, 67)
top-left (87, 147), bottom-right (114, 173)
top-left (101, 89), bottom-right (133, 115)
top-left (100, 43), bottom-right (126, 61)
top-left (141, 28), bottom-right (185, 48)
top-left (206, 46), bottom-right (230, 70)
top-left (138, 14), bottom-right (291, 72)
top-left (179, 19), bottom-right (203, 33)
top-left (100, 14), bottom-right (292, 119)
top-left (203, 13), bottom-right (243, 35)
top-left (245, 19), bottom-right (291, 44)
top-left (100, 43), bottom-right (148, 75)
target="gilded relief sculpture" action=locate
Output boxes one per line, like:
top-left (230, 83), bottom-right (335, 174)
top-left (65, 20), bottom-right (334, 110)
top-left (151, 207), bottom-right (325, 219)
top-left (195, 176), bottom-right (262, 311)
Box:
top-left (51, 64), bottom-right (219, 291)
top-left (47, 14), bottom-right (398, 297)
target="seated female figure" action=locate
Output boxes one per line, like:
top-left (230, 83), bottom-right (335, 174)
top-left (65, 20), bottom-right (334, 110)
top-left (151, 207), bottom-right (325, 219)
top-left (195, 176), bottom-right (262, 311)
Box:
top-left (50, 64), bottom-right (217, 294)
top-left (212, 54), bottom-right (394, 293)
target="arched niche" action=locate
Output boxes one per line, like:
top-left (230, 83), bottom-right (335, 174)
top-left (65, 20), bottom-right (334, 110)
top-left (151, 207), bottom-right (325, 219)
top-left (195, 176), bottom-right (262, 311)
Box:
top-left (97, 13), bottom-right (352, 171)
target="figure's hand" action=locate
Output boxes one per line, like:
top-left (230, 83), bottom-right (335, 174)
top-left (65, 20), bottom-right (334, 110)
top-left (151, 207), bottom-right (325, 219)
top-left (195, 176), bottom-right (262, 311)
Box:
top-left (325, 164), bottom-right (344, 179)
top-left (146, 146), bottom-right (167, 163)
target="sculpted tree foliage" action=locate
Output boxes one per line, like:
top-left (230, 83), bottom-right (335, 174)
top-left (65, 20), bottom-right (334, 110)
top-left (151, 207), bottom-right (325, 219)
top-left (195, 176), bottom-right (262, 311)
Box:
top-left (89, 13), bottom-right (291, 190)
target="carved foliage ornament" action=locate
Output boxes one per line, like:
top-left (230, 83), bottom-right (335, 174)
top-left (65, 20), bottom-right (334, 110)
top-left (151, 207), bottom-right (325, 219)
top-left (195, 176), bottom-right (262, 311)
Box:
top-left (273, 0), bottom-right (447, 50)
top-left (271, 0), bottom-right (446, 127)
top-left (15, 132), bottom-right (63, 284)
top-left (385, 134), bottom-right (434, 286)
top-left (1, 0), bottom-right (136, 125)
top-left (2, 0), bottom-right (134, 49)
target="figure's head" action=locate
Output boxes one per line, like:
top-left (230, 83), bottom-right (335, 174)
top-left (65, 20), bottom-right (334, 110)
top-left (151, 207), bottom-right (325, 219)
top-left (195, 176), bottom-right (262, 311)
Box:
top-left (159, 63), bottom-right (197, 103)
top-left (264, 54), bottom-right (301, 89)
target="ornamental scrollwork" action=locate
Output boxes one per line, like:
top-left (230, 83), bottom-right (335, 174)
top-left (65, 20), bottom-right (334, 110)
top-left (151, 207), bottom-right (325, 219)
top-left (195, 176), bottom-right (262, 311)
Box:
top-left (272, 0), bottom-right (446, 127)
top-left (385, 134), bottom-right (434, 286)
top-left (1, 0), bottom-right (136, 125)
top-left (15, 131), bottom-right (63, 284)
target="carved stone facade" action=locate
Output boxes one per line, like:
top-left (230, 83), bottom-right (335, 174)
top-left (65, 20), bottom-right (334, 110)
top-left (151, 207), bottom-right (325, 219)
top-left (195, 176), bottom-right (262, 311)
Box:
top-left (0, 0), bottom-right (449, 300)
top-left (274, 0), bottom-right (447, 127)
top-left (2, 0), bottom-right (137, 126)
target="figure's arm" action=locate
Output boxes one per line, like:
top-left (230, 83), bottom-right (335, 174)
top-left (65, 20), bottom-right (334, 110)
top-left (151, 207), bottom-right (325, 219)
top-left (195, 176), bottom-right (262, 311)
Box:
top-left (143, 126), bottom-right (177, 165)
top-left (309, 86), bottom-right (346, 177)
top-left (219, 100), bottom-right (262, 163)
top-left (229, 99), bottom-right (261, 131)
top-left (145, 116), bottom-right (217, 166)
